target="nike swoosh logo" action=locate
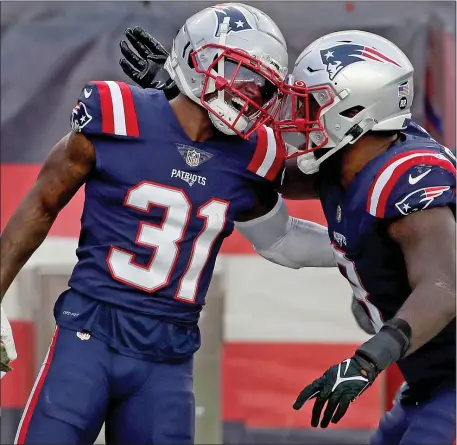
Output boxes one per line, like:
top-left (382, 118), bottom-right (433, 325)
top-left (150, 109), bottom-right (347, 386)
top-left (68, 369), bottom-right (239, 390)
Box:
top-left (84, 88), bottom-right (92, 98)
top-left (409, 169), bottom-right (431, 184)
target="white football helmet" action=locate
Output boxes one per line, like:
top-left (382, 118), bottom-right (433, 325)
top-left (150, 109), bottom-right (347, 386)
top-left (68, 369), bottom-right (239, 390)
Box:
top-left (165, 3), bottom-right (288, 139)
top-left (275, 30), bottom-right (414, 173)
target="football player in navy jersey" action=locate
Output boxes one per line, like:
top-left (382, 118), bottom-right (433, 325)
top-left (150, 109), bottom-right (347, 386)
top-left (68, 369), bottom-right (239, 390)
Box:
top-left (276, 31), bottom-right (456, 445)
top-left (125, 28), bottom-right (456, 445)
top-left (0, 4), bottom-right (337, 444)
top-left (274, 32), bottom-right (455, 445)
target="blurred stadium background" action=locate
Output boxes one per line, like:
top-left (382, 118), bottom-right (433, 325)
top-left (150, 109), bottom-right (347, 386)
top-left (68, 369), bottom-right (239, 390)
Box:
top-left (1, 1), bottom-right (455, 443)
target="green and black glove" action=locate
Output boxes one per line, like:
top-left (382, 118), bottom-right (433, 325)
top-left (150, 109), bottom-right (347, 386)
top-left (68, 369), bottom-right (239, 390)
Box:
top-left (293, 353), bottom-right (379, 428)
top-left (293, 318), bottom-right (412, 428)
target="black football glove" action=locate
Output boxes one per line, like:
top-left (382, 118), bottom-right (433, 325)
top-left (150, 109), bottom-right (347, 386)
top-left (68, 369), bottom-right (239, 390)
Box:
top-left (293, 353), bottom-right (379, 428)
top-left (119, 27), bottom-right (179, 99)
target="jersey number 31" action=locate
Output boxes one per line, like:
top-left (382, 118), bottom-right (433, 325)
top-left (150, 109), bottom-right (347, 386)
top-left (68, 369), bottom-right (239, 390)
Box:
top-left (107, 182), bottom-right (229, 303)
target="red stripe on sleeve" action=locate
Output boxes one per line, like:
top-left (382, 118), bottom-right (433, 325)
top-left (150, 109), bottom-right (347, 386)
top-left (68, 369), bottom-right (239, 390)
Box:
top-left (264, 132), bottom-right (285, 182)
top-left (91, 81), bottom-right (114, 134)
top-left (247, 126), bottom-right (268, 175)
top-left (374, 155), bottom-right (455, 218)
top-left (366, 150), bottom-right (433, 214)
top-left (116, 82), bottom-right (140, 137)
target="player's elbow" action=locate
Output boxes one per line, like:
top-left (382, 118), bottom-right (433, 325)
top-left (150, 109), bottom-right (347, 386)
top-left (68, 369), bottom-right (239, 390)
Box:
top-left (254, 237), bottom-right (333, 269)
top-left (255, 247), bottom-right (303, 269)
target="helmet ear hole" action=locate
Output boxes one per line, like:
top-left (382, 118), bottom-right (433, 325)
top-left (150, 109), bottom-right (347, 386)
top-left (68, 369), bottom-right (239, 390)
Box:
top-left (181, 42), bottom-right (193, 69)
top-left (339, 106), bottom-right (364, 118)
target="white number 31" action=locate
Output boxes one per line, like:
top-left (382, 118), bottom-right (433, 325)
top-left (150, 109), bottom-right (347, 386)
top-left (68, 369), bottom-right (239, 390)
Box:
top-left (107, 182), bottom-right (229, 303)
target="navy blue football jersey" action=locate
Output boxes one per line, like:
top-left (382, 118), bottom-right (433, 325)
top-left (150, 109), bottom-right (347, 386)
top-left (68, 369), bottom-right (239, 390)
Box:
top-left (318, 121), bottom-right (456, 389)
top-left (55, 80), bottom-right (284, 361)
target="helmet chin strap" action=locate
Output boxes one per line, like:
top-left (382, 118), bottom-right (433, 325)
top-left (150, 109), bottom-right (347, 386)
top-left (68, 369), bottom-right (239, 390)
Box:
top-left (297, 118), bottom-right (376, 174)
top-left (297, 135), bottom-right (353, 174)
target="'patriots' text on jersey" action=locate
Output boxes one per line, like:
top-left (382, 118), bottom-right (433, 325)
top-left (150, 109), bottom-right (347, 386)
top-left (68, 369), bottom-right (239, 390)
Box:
top-left (56, 80), bottom-right (284, 361)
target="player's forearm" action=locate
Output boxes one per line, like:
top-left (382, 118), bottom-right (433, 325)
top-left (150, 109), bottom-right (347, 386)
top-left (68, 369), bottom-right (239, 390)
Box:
top-left (0, 195), bottom-right (56, 300)
top-left (235, 197), bottom-right (335, 268)
top-left (395, 279), bottom-right (456, 355)
top-left (388, 207), bottom-right (456, 356)
top-left (254, 216), bottom-right (335, 268)
top-left (354, 275), bottom-right (455, 372)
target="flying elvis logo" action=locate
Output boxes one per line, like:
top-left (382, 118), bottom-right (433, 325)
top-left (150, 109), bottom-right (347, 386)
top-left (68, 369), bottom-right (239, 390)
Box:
top-left (320, 43), bottom-right (401, 80)
top-left (213, 4), bottom-right (253, 36)
top-left (395, 186), bottom-right (451, 215)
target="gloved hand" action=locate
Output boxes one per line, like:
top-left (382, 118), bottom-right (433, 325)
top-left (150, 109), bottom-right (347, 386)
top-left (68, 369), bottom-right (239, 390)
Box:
top-left (1, 304), bottom-right (17, 375)
top-left (293, 353), bottom-right (379, 428)
top-left (119, 27), bottom-right (179, 99)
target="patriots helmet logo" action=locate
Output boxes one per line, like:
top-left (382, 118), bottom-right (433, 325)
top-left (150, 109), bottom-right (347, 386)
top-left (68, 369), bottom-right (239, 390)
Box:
top-left (320, 44), bottom-right (401, 80)
top-left (395, 186), bottom-right (451, 216)
top-left (213, 4), bottom-right (253, 37)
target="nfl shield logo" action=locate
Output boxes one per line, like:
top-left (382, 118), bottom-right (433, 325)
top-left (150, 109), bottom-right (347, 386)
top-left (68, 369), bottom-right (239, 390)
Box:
top-left (176, 144), bottom-right (213, 168)
top-left (186, 150), bottom-right (201, 168)
top-left (336, 205), bottom-right (342, 222)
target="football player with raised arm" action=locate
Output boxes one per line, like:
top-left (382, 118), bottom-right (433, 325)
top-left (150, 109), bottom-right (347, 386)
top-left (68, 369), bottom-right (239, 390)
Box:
top-left (0, 5), bottom-right (335, 444)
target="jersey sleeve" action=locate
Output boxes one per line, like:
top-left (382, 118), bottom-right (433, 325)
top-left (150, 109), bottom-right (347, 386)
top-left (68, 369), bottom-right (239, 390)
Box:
top-left (246, 125), bottom-right (286, 187)
top-left (366, 149), bottom-right (456, 219)
top-left (70, 81), bottom-right (140, 138)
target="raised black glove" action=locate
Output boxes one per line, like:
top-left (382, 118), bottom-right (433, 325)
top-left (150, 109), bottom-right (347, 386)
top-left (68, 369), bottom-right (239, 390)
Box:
top-left (293, 353), bottom-right (379, 428)
top-left (119, 27), bottom-right (179, 99)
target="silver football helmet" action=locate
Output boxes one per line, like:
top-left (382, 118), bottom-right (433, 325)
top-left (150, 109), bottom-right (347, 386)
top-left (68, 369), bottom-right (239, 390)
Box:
top-left (275, 30), bottom-right (414, 173)
top-left (165, 3), bottom-right (288, 139)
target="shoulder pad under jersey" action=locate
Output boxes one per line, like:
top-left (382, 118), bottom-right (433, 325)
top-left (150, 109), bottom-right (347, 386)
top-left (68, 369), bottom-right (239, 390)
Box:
top-left (366, 146), bottom-right (456, 219)
top-left (70, 81), bottom-right (140, 138)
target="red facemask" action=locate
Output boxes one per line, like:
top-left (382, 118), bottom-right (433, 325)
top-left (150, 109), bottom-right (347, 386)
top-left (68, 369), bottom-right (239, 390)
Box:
top-left (274, 79), bottom-right (335, 159)
top-left (190, 44), bottom-right (285, 139)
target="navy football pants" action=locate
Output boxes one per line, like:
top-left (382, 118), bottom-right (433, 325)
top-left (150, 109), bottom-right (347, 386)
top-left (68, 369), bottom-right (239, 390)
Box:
top-left (15, 326), bottom-right (195, 444)
top-left (371, 384), bottom-right (456, 445)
